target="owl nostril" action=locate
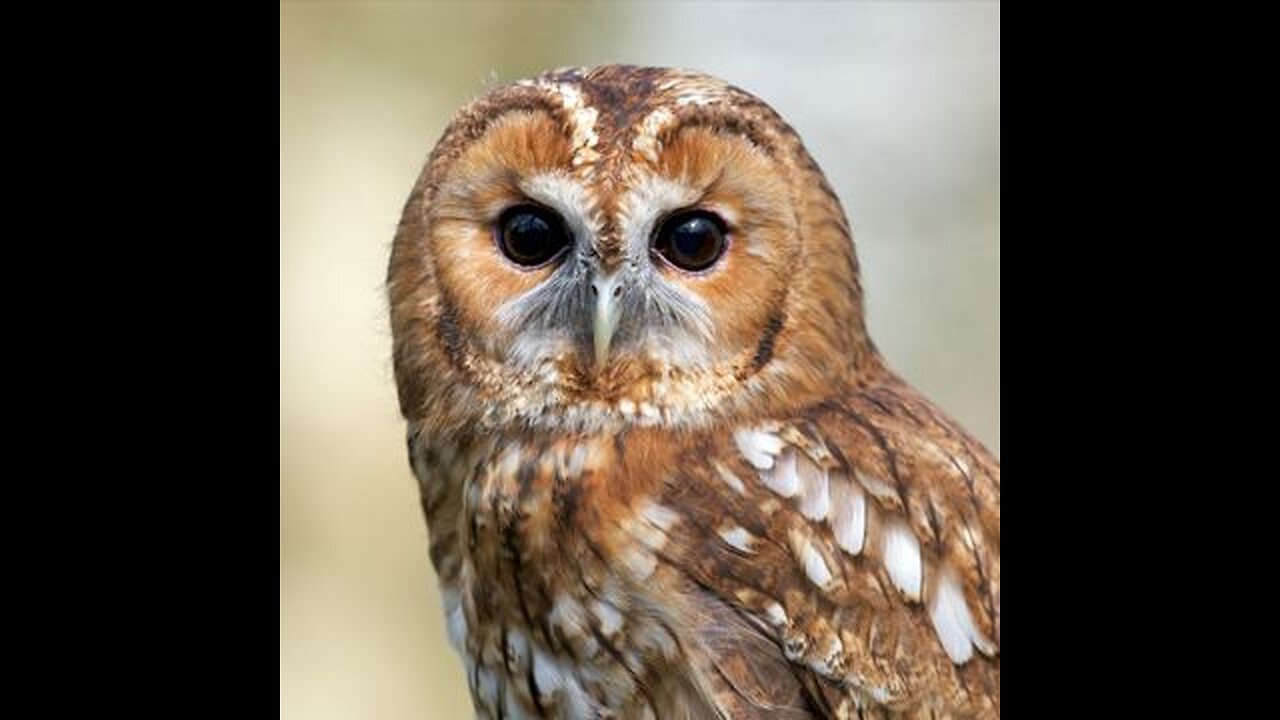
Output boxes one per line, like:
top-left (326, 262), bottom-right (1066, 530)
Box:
top-left (590, 284), bottom-right (599, 297)
top-left (612, 286), bottom-right (622, 298)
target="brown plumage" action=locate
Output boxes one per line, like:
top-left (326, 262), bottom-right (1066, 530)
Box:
top-left (389, 65), bottom-right (999, 718)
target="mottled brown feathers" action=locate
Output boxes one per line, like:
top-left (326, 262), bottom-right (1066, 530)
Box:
top-left (389, 66), bottom-right (999, 718)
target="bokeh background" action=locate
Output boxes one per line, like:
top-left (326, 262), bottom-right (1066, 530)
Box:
top-left (280, 2), bottom-right (999, 718)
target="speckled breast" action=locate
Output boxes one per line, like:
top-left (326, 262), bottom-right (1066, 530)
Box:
top-left (408, 429), bottom-right (699, 719)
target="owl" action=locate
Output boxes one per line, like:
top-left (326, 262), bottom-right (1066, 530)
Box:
top-left (388, 66), bottom-right (998, 719)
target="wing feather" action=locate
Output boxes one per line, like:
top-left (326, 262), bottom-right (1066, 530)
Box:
top-left (658, 378), bottom-right (999, 718)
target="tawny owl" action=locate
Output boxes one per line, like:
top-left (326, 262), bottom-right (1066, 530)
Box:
top-left (388, 66), bottom-right (999, 719)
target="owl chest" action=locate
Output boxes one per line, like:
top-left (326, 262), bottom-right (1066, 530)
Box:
top-left (411, 433), bottom-right (701, 719)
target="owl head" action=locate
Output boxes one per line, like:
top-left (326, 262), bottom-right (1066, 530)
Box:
top-left (389, 66), bottom-right (883, 434)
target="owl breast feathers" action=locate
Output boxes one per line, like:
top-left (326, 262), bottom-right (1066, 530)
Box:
top-left (389, 65), bottom-right (999, 718)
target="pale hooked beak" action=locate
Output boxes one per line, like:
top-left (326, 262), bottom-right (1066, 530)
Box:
top-left (592, 271), bottom-right (623, 368)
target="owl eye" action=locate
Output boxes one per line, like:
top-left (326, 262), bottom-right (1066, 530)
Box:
top-left (496, 205), bottom-right (571, 268)
top-left (652, 210), bottom-right (728, 272)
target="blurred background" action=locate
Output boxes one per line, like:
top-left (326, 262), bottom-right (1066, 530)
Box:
top-left (280, 2), bottom-right (998, 718)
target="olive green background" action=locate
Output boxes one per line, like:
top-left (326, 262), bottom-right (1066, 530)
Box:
top-left (280, 2), bottom-right (999, 717)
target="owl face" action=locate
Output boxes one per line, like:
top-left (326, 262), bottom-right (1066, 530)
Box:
top-left (390, 66), bottom-right (874, 432)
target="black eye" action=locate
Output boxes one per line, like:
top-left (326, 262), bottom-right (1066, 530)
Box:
top-left (652, 210), bottom-right (728, 272)
top-left (496, 205), bottom-right (570, 268)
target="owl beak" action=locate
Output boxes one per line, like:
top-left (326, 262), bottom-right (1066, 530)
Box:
top-left (592, 272), bottom-right (623, 368)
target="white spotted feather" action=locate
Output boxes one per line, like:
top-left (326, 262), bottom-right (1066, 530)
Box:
top-left (828, 473), bottom-right (867, 555)
top-left (882, 520), bottom-right (923, 601)
top-left (734, 427), bottom-right (784, 470)
top-left (760, 448), bottom-right (800, 497)
top-left (795, 451), bottom-right (830, 520)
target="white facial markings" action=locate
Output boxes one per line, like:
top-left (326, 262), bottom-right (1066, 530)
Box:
top-left (495, 159), bottom-right (719, 369)
top-left (617, 173), bottom-right (701, 259)
top-left (539, 81), bottom-right (600, 168)
top-left (481, 78), bottom-right (755, 387)
top-left (489, 170), bottom-right (603, 373)
top-left (519, 172), bottom-right (599, 245)
top-left (615, 171), bottom-right (719, 364)
top-left (632, 106), bottom-right (676, 163)
top-left (487, 80), bottom-right (608, 374)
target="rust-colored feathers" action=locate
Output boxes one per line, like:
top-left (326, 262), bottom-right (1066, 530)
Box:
top-left (389, 66), bottom-right (999, 718)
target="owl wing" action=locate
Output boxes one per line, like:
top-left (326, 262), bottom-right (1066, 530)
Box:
top-left (652, 379), bottom-right (999, 718)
